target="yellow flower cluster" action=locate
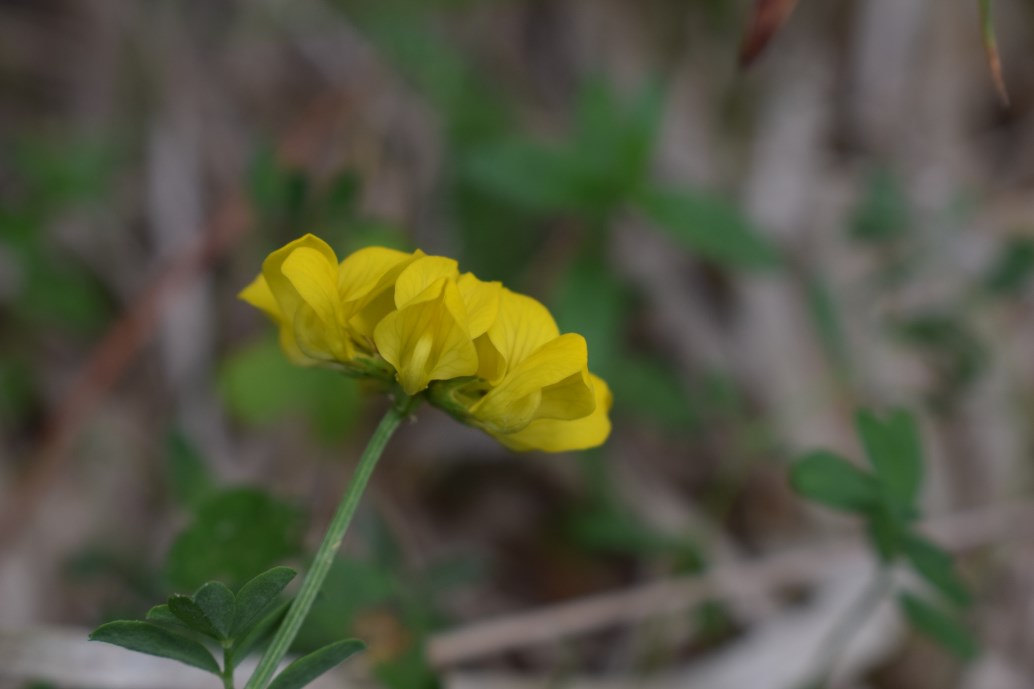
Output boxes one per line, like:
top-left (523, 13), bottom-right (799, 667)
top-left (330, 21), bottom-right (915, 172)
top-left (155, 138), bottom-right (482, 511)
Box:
top-left (240, 234), bottom-right (612, 452)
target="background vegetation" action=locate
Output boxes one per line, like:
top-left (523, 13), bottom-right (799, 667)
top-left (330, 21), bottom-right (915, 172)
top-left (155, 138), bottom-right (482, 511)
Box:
top-left (1, 0), bottom-right (1033, 688)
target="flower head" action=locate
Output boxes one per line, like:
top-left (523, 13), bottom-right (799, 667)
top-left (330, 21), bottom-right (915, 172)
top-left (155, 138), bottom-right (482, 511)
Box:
top-left (241, 234), bottom-right (611, 452)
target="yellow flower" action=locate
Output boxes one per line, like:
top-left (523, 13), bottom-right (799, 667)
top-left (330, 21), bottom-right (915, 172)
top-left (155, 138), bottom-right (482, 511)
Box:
top-left (239, 234), bottom-right (417, 371)
top-left (495, 373), bottom-right (612, 452)
top-left (372, 256), bottom-right (502, 395)
top-left (429, 289), bottom-right (612, 452)
top-left (241, 235), bottom-right (612, 452)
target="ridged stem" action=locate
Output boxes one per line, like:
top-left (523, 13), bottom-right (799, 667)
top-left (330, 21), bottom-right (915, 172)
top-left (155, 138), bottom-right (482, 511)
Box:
top-left (243, 397), bottom-right (414, 689)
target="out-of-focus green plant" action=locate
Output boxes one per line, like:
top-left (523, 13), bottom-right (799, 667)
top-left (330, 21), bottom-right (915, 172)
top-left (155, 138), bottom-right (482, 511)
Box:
top-left (1, 136), bottom-right (116, 332)
top-left (790, 408), bottom-right (977, 685)
top-left (219, 336), bottom-right (361, 444)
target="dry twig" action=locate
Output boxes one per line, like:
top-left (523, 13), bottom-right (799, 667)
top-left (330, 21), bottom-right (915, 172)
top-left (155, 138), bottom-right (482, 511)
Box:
top-left (428, 501), bottom-right (1034, 666)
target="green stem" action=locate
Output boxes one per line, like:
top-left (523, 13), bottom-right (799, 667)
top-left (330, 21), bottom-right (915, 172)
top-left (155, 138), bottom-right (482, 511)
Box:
top-left (222, 646), bottom-right (235, 689)
top-left (807, 567), bottom-right (893, 688)
top-left (243, 398), bottom-right (415, 689)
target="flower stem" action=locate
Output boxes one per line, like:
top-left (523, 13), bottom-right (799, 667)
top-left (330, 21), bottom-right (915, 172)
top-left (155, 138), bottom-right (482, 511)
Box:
top-left (243, 398), bottom-right (414, 689)
top-left (222, 646), bottom-right (235, 689)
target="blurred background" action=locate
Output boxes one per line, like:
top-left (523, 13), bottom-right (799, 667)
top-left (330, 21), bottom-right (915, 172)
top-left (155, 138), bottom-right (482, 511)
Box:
top-left (2, 0), bottom-right (1034, 688)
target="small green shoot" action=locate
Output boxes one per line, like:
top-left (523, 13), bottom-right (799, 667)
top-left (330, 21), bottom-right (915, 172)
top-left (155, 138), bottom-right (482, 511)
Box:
top-left (790, 408), bottom-right (978, 662)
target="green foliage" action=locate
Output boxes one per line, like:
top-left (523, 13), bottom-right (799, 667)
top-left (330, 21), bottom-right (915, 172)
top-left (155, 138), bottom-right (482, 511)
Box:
top-left (219, 336), bottom-right (360, 443)
top-left (166, 488), bottom-right (304, 592)
top-left (15, 262), bottom-right (111, 331)
top-left (632, 185), bottom-right (779, 268)
top-left (804, 274), bottom-right (851, 379)
top-left (551, 258), bottom-right (628, 377)
top-left (87, 566), bottom-right (357, 686)
top-left (249, 146), bottom-right (310, 230)
top-left (90, 621), bottom-right (221, 673)
top-left (168, 592), bottom-right (226, 640)
top-left (789, 451), bottom-right (881, 512)
top-left (607, 357), bottom-right (697, 431)
top-left (851, 169), bottom-right (910, 244)
top-left (565, 507), bottom-right (703, 568)
top-left (855, 409), bottom-right (922, 514)
top-left (902, 535), bottom-right (972, 607)
top-left (891, 314), bottom-right (985, 408)
top-left (166, 432), bottom-right (215, 511)
top-left (0, 359), bottom-right (35, 430)
top-left (268, 640), bottom-right (366, 689)
top-left (1, 135), bottom-right (116, 334)
top-left (464, 79), bottom-right (662, 219)
top-left (194, 582), bottom-right (238, 639)
top-left (464, 138), bottom-right (592, 214)
top-left (981, 237), bottom-right (1034, 296)
top-left (900, 593), bottom-right (979, 660)
top-left (790, 407), bottom-right (978, 660)
top-left (233, 567), bottom-right (298, 638)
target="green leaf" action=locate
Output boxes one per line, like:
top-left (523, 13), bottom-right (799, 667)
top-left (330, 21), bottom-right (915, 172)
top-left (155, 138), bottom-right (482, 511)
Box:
top-left (902, 534), bottom-right (971, 607)
top-left (551, 257), bottom-right (627, 377)
top-left (194, 582), bottom-right (236, 640)
top-left (166, 431), bottom-right (214, 512)
top-left (982, 237), bottom-right (1034, 296)
top-left (572, 79), bottom-right (663, 202)
top-left (866, 509), bottom-right (905, 562)
top-left (89, 621), bottom-right (220, 674)
top-left (856, 409), bottom-right (923, 512)
top-left (463, 138), bottom-right (591, 214)
top-left (900, 593), bottom-right (979, 660)
top-left (168, 594), bottom-right (222, 640)
top-left (234, 598), bottom-right (291, 663)
top-left (145, 604), bottom-right (189, 629)
top-left (233, 566), bottom-right (297, 638)
top-left (267, 639), bottom-right (366, 689)
top-left (789, 451), bottom-right (881, 513)
top-left (633, 185), bottom-right (780, 268)
top-left (166, 488), bottom-right (304, 592)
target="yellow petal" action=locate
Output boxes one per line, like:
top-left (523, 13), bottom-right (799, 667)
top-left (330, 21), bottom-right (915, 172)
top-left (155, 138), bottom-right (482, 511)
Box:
top-left (457, 273), bottom-right (501, 338)
top-left (281, 247), bottom-right (345, 330)
top-left (277, 322), bottom-right (314, 366)
top-left (496, 374), bottom-right (613, 452)
top-left (373, 279), bottom-right (478, 395)
top-left (483, 289), bottom-right (560, 378)
top-left (239, 274), bottom-right (283, 321)
top-left (336, 247), bottom-right (422, 344)
top-left (348, 289), bottom-right (399, 344)
top-left (338, 246), bottom-right (421, 306)
top-left (472, 333), bottom-right (590, 433)
top-left (473, 333), bottom-right (506, 384)
top-left (261, 234), bottom-right (338, 319)
top-left (394, 256), bottom-right (460, 308)
top-left (535, 367), bottom-right (596, 421)
top-left (239, 270), bottom-right (319, 365)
